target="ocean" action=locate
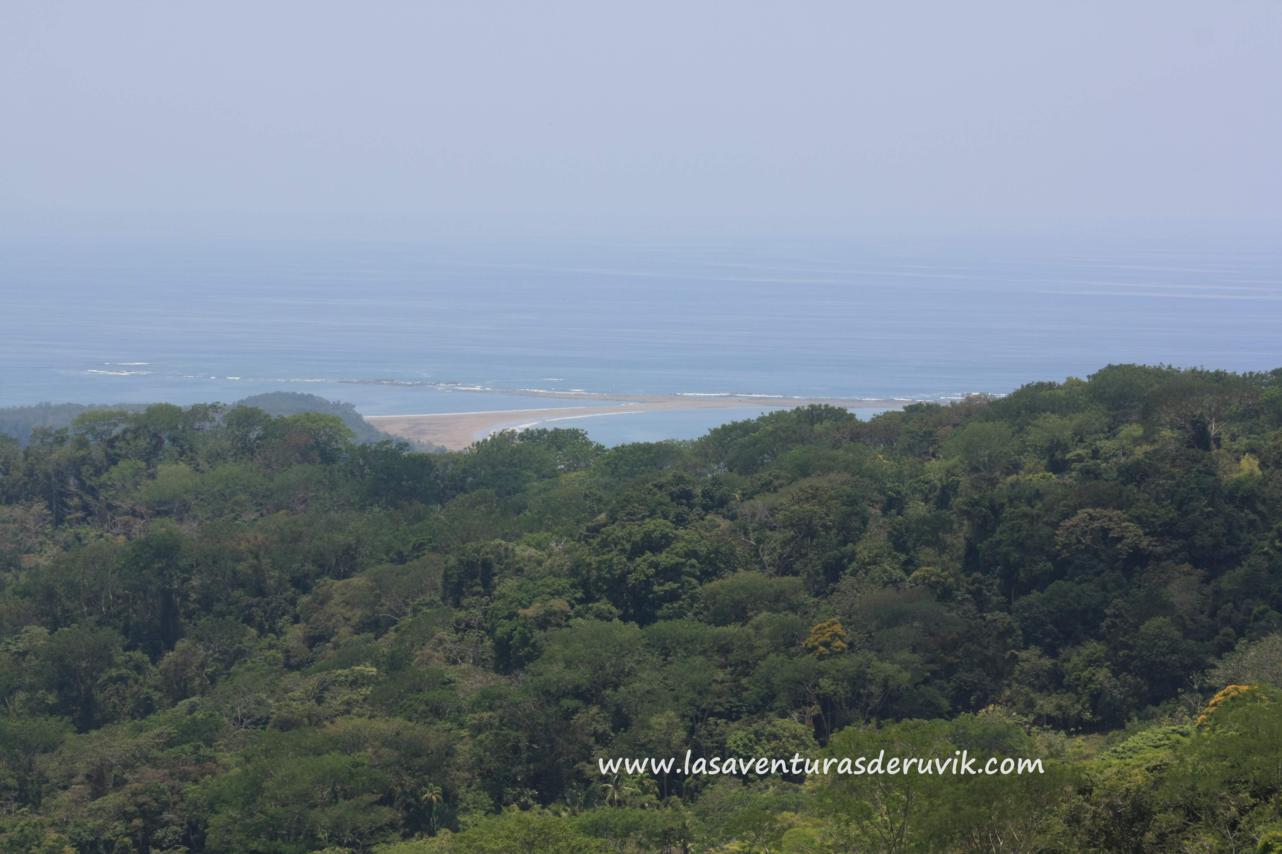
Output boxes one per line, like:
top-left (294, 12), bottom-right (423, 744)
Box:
top-left (3, 239), bottom-right (1280, 445)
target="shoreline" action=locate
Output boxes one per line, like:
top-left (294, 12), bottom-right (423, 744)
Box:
top-left (365, 392), bottom-right (911, 451)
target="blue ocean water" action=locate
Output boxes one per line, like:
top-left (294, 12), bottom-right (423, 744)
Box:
top-left (2, 239), bottom-right (1280, 444)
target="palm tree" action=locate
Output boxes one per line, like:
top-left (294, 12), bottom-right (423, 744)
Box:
top-left (421, 783), bottom-right (444, 834)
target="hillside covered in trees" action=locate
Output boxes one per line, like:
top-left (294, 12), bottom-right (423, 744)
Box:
top-left (0, 393), bottom-right (396, 448)
top-left (2, 365), bottom-right (1282, 852)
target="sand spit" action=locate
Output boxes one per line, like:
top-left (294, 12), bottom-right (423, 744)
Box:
top-left (365, 393), bottom-right (907, 451)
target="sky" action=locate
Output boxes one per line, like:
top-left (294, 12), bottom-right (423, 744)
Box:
top-left (2, 1), bottom-right (1280, 243)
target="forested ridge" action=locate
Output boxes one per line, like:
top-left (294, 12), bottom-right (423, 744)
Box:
top-left (2, 365), bottom-right (1282, 852)
top-left (0, 393), bottom-right (395, 448)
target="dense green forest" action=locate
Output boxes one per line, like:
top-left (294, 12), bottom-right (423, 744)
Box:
top-left (0, 394), bottom-right (396, 448)
top-left (2, 365), bottom-right (1282, 853)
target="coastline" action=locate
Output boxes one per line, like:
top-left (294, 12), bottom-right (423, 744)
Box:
top-left (365, 392), bottom-right (909, 450)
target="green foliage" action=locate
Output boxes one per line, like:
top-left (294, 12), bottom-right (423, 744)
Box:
top-left (380, 808), bottom-right (604, 853)
top-left (700, 572), bottom-right (805, 625)
top-left (1207, 634), bottom-right (1282, 689)
top-left (0, 365), bottom-right (1280, 850)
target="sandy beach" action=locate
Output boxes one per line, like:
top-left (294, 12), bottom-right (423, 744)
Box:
top-left (365, 393), bottom-right (907, 450)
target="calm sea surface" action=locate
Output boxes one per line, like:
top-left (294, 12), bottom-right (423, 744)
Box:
top-left (3, 240), bottom-right (1280, 444)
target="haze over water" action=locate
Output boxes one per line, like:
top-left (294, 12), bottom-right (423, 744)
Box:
top-left (4, 2), bottom-right (1280, 443)
top-left (3, 238), bottom-right (1280, 443)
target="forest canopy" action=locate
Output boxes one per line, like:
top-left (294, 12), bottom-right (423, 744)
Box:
top-left (0, 393), bottom-right (396, 448)
top-left (2, 365), bottom-right (1282, 852)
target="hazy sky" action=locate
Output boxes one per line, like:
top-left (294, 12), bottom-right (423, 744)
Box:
top-left (2, 1), bottom-right (1280, 242)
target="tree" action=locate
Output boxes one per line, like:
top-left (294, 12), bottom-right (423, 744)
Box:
top-left (803, 619), bottom-right (848, 658)
top-left (39, 623), bottom-right (124, 730)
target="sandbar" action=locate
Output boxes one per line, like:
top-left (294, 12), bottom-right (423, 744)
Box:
top-left (365, 393), bottom-right (907, 450)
